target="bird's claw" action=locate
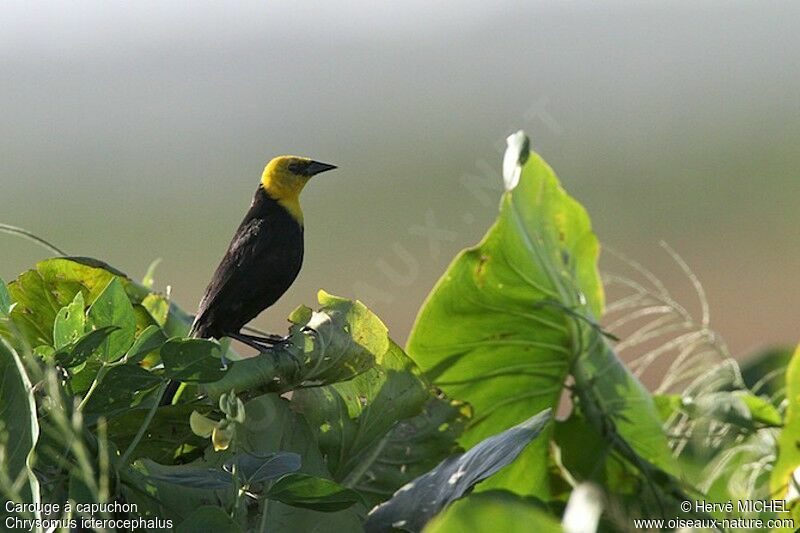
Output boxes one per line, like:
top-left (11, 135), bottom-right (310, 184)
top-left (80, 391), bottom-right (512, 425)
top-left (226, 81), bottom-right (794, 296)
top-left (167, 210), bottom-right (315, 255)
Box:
top-left (230, 332), bottom-right (292, 352)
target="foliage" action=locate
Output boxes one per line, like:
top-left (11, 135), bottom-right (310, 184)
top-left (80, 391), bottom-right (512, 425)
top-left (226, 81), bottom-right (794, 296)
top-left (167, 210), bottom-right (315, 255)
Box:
top-left (365, 409), bottom-right (551, 532)
top-left (0, 130), bottom-right (796, 532)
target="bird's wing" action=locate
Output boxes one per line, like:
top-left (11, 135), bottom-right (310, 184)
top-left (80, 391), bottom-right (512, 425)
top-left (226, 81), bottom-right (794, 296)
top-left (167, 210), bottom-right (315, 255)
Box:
top-left (191, 215), bottom-right (303, 336)
top-left (192, 219), bottom-right (268, 327)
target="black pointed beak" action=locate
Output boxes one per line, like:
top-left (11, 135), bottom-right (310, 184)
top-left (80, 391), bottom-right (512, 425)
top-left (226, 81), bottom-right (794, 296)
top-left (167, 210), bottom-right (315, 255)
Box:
top-left (307, 161), bottom-right (337, 176)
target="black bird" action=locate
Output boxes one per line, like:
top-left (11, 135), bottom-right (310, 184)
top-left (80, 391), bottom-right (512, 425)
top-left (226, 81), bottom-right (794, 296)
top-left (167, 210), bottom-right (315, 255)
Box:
top-left (162, 156), bottom-right (335, 404)
top-left (191, 155), bottom-right (336, 345)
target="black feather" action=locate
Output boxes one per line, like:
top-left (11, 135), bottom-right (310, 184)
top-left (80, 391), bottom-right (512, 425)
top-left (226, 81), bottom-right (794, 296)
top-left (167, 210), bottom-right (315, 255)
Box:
top-left (190, 187), bottom-right (304, 339)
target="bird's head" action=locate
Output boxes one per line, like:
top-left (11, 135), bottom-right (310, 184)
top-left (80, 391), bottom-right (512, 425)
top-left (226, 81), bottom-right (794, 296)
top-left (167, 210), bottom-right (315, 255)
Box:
top-left (260, 156), bottom-right (336, 201)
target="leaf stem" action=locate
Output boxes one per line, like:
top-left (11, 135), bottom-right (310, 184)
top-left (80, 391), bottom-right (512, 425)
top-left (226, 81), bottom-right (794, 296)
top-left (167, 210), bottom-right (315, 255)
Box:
top-left (77, 365), bottom-right (109, 412)
top-left (341, 432), bottom-right (391, 489)
top-left (258, 483), bottom-right (273, 533)
top-left (118, 381), bottom-right (168, 467)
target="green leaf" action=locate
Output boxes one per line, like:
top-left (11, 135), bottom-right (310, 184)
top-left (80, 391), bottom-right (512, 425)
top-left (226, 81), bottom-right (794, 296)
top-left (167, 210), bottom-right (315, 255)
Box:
top-left (237, 394), bottom-right (367, 531)
top-left (553, 411), bottom-right (639, 495)
top-left (53, 291), bottom-right (86, 349)
top-left (741, 346), bottom-right (793, 402)
top-left (82, 364), bottom-right (163, 419)
top-left (292, 341), bottom-right (430, 484)
top-left (364, 409), bottom-right (551, 533)
top-left (142, 293), bottom-right (169, 327)
top-left (260, 501), bottom-right (364, 532)
top-left (0, 277), bottom-right (13, 316)
top-left (266, 473), bottom-right (362, 512)
top-left (770, 344), bottom-right (800, 530)
top-left (32, 345), bottom-right (54, 359)
top-left (53, 325), bottom-right (119, 367)
top-left (739, 392), bottom-right (783, 427)
top-left (175, 506), bottom-right (242, 533)
top-left (352, 395), bottom-right (470, 507)
top-left (571, 338), bottom-right (677, 477)
top-left (161, 338), bottom-right (227, 383)
top-left (126, 324), bottom-right (168, 363)
top-left (406, 140), bottom-right (599, 493)
top-left (653, 394), bottom-right (683, 423)
top-left (407, 134), bottom-right (672, 495)
top-left (87, 278), bottom-right (137, 362)
top-left (223, 452), bottom-right (301, 484)
top-left (141, 459), bottom-right (234, 489)
top-left (8, 257), bottom-right (119, 346)
top-left (203, 291), bottom-right (393, 398)
top-left (125, 459), bottom-right (231, 524)
top-left (238, 394), bottom-right (331, 475)
top-left (0, 340), bottom-right (41, 513)
top-left (423, 491), bottom-right (561, 533)
top-left (682, 390), bottom-right (782, 429)
top-left (107, 403), bottom-right (206, 464)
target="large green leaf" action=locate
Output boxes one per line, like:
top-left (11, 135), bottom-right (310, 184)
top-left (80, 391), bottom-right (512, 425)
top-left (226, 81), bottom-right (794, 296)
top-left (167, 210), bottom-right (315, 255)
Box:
top-left (571, 337), bottom-right (676, 477)
top-left (770, 344), bottom-right (800, 531)
top-left (364, 409), bottom-right (552, 533)
top-left (552, 408), bottom-right (692, 520)
top-left (553, 411), bottom-right (638, 496)
top-left (0, 340), bottom-right (41, 518)
top-left (423, 491), bottom-right (561, 533)
top-left (407, 132), bottom-right (672, 496)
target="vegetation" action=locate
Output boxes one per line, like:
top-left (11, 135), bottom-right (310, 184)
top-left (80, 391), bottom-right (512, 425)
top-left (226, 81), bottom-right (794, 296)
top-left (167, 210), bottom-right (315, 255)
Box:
top-left (0, 131), bottom-right (796, 532)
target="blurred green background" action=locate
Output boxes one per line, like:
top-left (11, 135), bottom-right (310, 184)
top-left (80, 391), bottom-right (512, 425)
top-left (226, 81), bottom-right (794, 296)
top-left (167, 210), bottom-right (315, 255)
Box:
top-left (2, 1), bottom-right (798, 359)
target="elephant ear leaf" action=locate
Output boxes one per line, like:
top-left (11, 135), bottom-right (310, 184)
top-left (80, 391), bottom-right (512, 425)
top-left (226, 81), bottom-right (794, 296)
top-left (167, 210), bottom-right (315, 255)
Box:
top-left (363, 408), bottom-right (552, 533)
top-left (407, 131), bottom-right (673, 498)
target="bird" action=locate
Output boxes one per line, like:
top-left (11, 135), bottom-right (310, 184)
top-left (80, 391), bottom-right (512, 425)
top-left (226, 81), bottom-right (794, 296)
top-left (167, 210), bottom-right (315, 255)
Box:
top-left (162, 156), bottom-right (335, 404)
top-left (190, 155), bottom-right (336, 346)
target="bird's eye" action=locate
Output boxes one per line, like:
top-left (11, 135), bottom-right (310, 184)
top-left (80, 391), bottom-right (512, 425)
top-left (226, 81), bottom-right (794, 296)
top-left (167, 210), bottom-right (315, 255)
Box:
top-left (287, 161), bottom-right (307, 175)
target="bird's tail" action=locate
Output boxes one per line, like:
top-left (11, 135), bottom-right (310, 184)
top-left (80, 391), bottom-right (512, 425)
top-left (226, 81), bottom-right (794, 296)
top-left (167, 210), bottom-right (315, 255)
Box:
top-left (187, 314), bottom-right (208, 339)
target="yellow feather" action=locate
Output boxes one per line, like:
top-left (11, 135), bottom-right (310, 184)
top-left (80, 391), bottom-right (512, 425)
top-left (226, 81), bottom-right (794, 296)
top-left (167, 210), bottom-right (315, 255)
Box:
top-left (260, 156), bottom-right (312, 224)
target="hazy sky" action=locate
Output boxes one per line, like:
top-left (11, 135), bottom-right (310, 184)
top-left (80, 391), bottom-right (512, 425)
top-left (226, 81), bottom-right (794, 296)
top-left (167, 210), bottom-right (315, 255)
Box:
top-left (2, 1), bottom-right (799, 359)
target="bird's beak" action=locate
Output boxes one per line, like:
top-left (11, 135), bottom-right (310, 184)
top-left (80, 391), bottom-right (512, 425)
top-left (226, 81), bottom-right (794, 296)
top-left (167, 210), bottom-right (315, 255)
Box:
top-left (306, 161), bottom-right (337, 176)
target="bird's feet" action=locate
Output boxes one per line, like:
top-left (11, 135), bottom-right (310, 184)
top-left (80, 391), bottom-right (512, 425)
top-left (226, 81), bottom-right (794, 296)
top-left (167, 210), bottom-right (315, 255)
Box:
top-left (230, 332), bottom-right (291, 351)
top-left (231, 326), bottom-right (319, 353)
